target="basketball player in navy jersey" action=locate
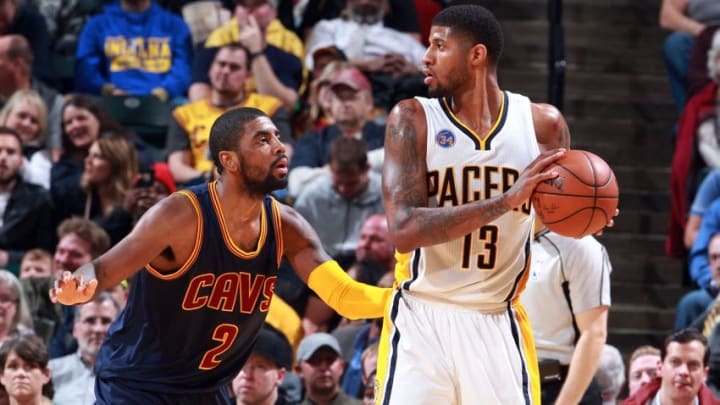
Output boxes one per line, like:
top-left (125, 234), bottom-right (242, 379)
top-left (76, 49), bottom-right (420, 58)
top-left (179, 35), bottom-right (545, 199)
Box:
top-left (375, 4), bottom-right (613, 405)
top-left (49, 107), bottom-right (391, 404)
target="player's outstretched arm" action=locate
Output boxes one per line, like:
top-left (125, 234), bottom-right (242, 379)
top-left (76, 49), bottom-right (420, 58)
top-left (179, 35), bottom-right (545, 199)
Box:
top-left (383, 99), bottom-right (566, 253)
top-left (279, 203), bottom-right (391, 320)
top-left (50, 194), bottom-right (198, 305)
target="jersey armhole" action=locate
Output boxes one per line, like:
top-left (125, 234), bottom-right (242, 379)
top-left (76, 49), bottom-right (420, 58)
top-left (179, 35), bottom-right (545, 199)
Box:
top-left (270, 197), bottom-right (284, 268)
top-left (145, 190), bottom-right (204, 280)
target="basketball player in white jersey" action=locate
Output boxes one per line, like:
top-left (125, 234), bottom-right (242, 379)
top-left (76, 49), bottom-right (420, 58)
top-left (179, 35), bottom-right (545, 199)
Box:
top-left (375, 4), bottom-right (612, 405)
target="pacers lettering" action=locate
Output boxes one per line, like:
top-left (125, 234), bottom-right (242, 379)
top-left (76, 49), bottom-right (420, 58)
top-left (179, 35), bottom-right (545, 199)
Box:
top-left (181, 272), bottom-right (276, 313)
top-left (428, 165), bottom-right (531, 214)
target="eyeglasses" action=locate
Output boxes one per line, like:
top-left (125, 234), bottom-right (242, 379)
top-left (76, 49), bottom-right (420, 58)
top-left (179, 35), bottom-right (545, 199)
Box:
top-left (0, 294), bottom-right (18, 304)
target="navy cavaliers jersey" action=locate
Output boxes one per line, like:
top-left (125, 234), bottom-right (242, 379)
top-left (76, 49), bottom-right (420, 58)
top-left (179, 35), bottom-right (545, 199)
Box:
top-left (396, 93), bottom-right (540, 312)
top-left (95, 181), bottom-right (283, 393)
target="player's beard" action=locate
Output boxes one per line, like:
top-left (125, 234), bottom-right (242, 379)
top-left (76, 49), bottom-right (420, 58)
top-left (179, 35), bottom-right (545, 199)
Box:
top-left (427, 65), bottom-right (469, 99)
top-left (241, 157), bottom-right (288, 197)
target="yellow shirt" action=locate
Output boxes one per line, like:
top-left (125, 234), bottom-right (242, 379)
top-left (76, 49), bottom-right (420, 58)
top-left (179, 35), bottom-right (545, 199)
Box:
top-left (173, 93), bottom-right (282, 171)
top-left (266, 295), bottom-right (303, 355)
top-left (205, 19), bottom-right (304, 61)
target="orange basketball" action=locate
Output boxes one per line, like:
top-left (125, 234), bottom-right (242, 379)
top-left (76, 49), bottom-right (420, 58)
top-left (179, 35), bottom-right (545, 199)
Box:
top-left (531, 150), bottom-right (619, 238)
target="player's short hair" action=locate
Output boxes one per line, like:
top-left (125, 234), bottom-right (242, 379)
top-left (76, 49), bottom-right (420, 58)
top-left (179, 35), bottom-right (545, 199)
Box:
top-left (662, 328), bottom-right (709, 366)
top-left (432, 4), bottom-right (504, 66)
top-left (209, 107), bottom-right (268, 174)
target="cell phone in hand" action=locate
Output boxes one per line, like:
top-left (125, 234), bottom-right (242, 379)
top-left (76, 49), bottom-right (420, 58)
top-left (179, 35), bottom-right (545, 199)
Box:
top-left (135, 171), bottom-right (155, 188)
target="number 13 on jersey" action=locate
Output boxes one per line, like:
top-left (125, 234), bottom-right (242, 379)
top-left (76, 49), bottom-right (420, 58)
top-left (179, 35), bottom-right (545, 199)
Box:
top-left (461, 225), bottom-right (498, 270)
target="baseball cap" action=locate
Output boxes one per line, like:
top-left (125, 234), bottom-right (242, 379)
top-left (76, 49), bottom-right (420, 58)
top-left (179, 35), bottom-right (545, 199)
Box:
top-left (312, 46), bottom-right (347, 64)
top-left (329, 67), bottom-right (372, 93)
top-left (150, 163), bottom-right (176, 193)
top-left (296, 333), bottom-right (342, 363)
top-left (251, 327), bottom-right (293, 370)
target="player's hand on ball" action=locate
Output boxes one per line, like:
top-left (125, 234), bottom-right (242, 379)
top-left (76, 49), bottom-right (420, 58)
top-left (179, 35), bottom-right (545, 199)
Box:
top-left (49, 271), bottom-right (98, 305)
top-left (504, 148), bottom-right (566, 208)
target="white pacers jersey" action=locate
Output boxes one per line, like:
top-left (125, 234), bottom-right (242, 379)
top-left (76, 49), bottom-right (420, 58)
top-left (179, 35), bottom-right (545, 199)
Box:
top-left (405, 92), bottom-right (540, 312)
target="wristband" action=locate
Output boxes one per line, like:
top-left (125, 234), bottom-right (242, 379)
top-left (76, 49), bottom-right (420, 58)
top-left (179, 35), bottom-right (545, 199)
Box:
top-left (249, 48), bottom-right (265, 62)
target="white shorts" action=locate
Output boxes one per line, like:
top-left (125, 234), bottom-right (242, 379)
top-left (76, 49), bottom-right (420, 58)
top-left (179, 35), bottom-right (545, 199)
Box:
top-left (375, 291), bottom-right (540, 405)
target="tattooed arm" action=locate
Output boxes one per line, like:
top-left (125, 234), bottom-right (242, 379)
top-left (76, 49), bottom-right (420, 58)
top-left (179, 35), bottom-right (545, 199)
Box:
top-left (280, 204), bottom-right (391, 320)
top-left (382, 99), bottom-right (566, 253)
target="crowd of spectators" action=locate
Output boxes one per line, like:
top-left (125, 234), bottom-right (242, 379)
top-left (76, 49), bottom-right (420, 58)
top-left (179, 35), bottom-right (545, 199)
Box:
top-left (0, 0), bottom-right (713, 404)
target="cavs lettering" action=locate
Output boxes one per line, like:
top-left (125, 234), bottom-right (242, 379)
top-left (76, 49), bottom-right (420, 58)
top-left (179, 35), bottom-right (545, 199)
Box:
top-left (105, 36), bottom-right (172, 73)
top-left (427, 164), bottom-right (532, 214)
top-left (182, 272), bottom-right (276, 313)
top-left (94, 184), bottom-right (284, 388)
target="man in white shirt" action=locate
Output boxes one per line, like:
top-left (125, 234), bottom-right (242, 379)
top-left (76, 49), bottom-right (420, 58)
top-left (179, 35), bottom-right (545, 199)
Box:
top-left (49, 293), bottom-right (120, 405)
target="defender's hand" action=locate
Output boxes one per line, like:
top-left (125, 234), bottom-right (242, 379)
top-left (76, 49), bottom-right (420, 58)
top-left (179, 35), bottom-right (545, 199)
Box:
top-left (49, 271), bottom-right (97, 305)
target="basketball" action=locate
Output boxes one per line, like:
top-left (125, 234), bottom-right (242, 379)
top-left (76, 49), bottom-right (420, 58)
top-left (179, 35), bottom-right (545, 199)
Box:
top-left (531, 150), bottom-right (619, 238)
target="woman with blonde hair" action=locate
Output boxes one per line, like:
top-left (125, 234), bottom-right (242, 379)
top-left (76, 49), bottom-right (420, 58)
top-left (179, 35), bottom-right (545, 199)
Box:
top-left (0, 270), bottom-right (33, 346)
top-left (0, 89), bottom-right (51, 189)
top-left (53, 132), bottom-right (140, 245)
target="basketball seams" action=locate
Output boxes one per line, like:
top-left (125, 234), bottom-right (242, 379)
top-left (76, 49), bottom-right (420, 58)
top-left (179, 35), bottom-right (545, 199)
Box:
top-left (584, 150), bottom-right (598, 237)
top-left (531, 150), bottom-right (618, 238)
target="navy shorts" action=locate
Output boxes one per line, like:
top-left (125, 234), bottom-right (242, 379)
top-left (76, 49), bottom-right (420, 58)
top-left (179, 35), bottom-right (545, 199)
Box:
top-left (95, 376), bottom-right (233, 405)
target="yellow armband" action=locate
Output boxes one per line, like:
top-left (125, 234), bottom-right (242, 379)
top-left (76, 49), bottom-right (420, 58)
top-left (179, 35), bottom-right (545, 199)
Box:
top-left (307, 260), bottom-right (392, 320)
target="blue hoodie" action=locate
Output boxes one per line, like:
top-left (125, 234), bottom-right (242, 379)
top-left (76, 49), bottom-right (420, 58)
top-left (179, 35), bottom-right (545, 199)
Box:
top-left (74, 1), bottom-right (192, 98)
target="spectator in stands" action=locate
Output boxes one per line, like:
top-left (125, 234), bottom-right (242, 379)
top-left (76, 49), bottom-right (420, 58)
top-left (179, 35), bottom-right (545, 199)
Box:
top-left (294, 333), bottom-right (359, 405)
top-left (296, 0), bottom-right (420, 42)
top-left (595, 344), bottom-right (625, 405)
top-left (669, 28), bottom-right (720, 258)
top-left (49, 293), bottom-right (119, 405)
top-left (0, 334), bottom-right (53, 405)
top-left (189, 0), bottom-right (305, 106)
top-left (303, 0), bottom-right (426, 110)
top-left (167, 43), bottom-right (290, 187)
top-left (30, 0), bottom-right (104, 57)
top-left (659, 0), bottom-right (720, 114)
top-left (74, 0), bottom-right (193, 103)
top-left (0, 35), bottom-right (64, 160)
top-left (0, 270), bottom-right (33, 346)
top-left (288, 67), bottom-right (383, 197)
top-left (677, 203), bottom-right (720, 330)
top-left (686, 170), bottom-right (720, 249)
top-left (294, 137), bottom-right (383, 266)
top-left (359, 343), bottom-right (378, 405)
top-left (627, 345), bottom-right (661, 397)
top-left (0, 0), bottom-right (52, 85)
top-left (18, 249), bottom-right (52, 280)
top-left (0, 89), bottom-right (51, 189)
top-left (45, 218), bottom-right (111, 358)
top-left (231, 326), bottom-right (297, 405)
top-left (620, 328), bottom-right (719, 405)
top-left (522, 224), bottom-right (612, 404)
top-left (52, 95), bottom-right (118, 201)
top-left (312, 215), bottom-right (392, 353)
top-left (123, 162), bottom-right (175, 225)
top-left (53, 133), bottom-right (139, 245)
top-left (294, 59), bottom-right (347, 139)
top-left (347, 214), bottom-right (394, 283)
top-left (0, 127), bottom-right (54, 272)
